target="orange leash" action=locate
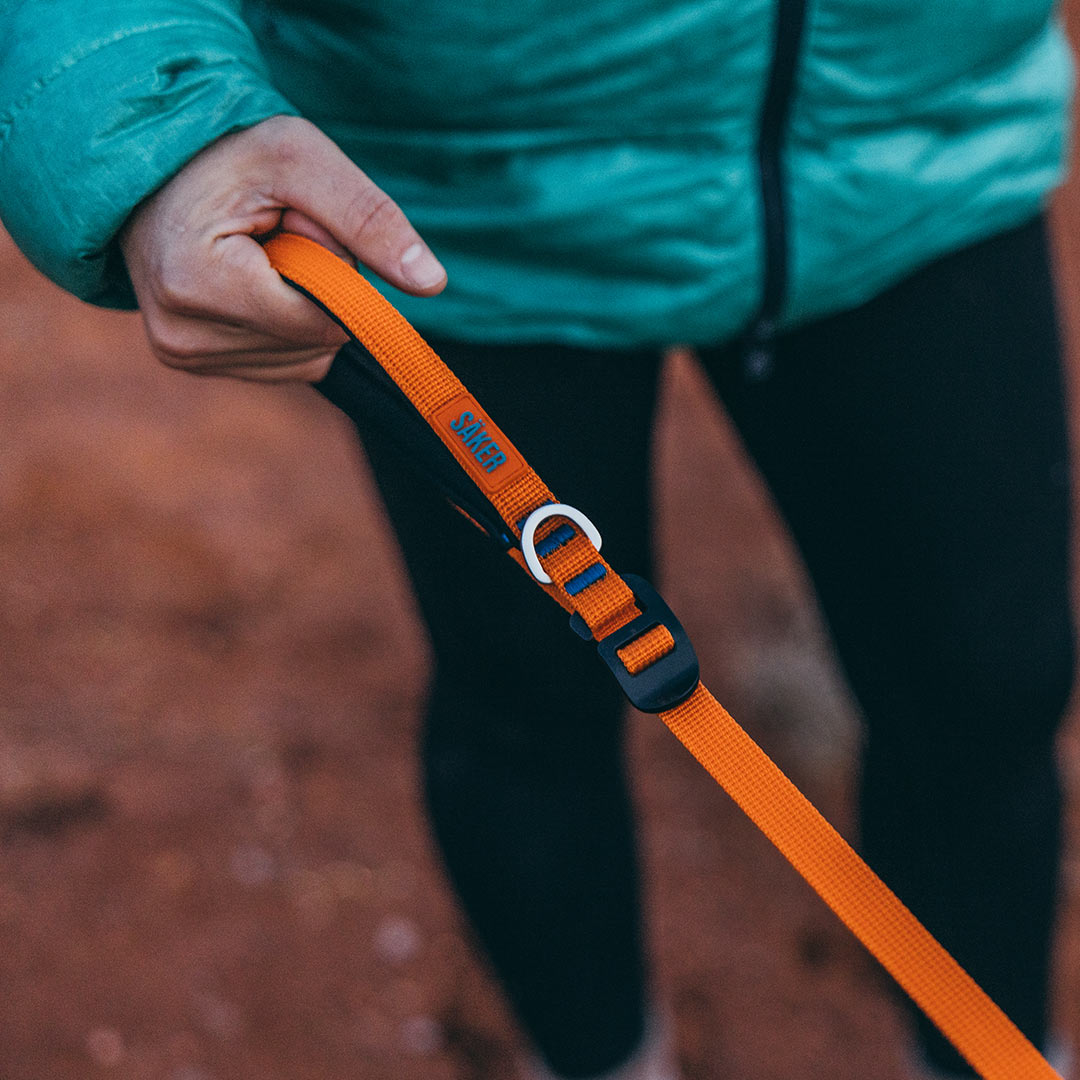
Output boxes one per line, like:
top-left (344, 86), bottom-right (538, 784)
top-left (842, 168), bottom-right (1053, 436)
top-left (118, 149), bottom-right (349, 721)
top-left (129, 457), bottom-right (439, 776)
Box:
top-left (264, 232), bottom-right (1061, 1080)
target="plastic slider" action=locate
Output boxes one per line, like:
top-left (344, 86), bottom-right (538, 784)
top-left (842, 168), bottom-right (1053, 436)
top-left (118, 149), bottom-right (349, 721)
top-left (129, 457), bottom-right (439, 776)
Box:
top-left (571, 574), bottom-right (700, 713)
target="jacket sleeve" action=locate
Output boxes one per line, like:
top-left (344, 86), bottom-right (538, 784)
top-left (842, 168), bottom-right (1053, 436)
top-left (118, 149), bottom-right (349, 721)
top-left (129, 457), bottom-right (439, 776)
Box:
top-left (0, 0), bottom-right (300, 307)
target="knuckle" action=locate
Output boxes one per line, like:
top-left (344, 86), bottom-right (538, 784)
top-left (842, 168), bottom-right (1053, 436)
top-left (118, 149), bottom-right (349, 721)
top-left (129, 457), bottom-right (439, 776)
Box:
top-left (248, 115), bottom-right (317, 166)
top-left (341, 187), bottom-right (404, 245)
top-left (153, 262), bottom-right (201, 314)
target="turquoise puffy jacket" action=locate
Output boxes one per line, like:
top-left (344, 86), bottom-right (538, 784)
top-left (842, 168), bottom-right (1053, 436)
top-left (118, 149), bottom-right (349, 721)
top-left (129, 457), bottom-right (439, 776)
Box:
top-left (0, 0), bottom-right (1072, 347)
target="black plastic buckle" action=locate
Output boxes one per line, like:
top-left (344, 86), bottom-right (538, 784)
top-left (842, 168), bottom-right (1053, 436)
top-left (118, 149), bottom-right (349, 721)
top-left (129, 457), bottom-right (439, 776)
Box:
top-left (569, 574), bottom-right (700, 713)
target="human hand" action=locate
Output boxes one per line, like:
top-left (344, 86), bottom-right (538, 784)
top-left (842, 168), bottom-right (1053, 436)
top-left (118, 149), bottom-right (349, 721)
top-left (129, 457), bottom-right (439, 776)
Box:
top-left (119, 115), bottom-right (446, 382)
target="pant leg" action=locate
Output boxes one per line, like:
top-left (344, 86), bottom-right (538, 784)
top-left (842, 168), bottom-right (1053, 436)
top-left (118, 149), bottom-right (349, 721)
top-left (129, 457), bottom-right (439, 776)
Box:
top-left (699, 217), bottom-right (1074, 1073)
top-left (352, 339), bottom-right (664, 1078)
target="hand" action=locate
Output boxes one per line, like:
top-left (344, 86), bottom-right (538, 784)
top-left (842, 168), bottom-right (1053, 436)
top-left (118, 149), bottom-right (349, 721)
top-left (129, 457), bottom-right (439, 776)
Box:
top-left (119, 114), bottom-right (446, 382)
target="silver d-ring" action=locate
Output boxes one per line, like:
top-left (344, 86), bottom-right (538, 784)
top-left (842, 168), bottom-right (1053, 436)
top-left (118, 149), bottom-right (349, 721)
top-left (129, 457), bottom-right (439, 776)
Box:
top-left (520, 503), bottom-right (603, 584)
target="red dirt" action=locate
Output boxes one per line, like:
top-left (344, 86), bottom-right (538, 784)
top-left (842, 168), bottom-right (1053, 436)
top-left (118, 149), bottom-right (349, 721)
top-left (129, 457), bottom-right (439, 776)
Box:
top-left (3, 44), bottom-right (1080, 1080)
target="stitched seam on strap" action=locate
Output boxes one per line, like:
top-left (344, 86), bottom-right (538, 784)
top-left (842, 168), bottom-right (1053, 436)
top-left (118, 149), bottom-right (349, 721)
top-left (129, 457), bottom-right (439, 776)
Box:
top-left (565, 563), bottom-right (607, 596)
top-left (535, 523), bottom-right (576, 557)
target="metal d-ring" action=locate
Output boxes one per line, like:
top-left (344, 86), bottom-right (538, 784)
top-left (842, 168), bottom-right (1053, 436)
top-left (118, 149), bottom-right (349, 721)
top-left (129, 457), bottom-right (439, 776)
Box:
top-left (520, 503), bottom-right (603, 584)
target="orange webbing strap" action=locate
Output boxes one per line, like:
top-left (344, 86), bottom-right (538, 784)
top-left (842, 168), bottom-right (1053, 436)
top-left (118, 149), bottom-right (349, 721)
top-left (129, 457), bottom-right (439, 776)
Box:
top-left (263, 232), bottom-right (1061, 1080)
top-left (661, 686), bottom-right (1058, 1079)
top-left (264, 233), bottom-right (643, 640)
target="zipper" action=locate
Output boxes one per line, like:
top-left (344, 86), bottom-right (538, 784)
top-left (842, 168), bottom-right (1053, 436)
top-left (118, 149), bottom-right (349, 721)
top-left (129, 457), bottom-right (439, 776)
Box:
top-left (744, 0), bottom-right (809, 381)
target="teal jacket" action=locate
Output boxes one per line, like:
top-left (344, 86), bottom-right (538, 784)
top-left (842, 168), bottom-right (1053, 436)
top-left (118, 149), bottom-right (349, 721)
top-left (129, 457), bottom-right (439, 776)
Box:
top-left (0, 1), bottom-right (1071, 347)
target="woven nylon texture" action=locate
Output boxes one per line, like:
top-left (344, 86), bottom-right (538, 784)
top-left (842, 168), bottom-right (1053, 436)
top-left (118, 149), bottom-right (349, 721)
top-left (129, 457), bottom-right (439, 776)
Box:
top-left (263, 233), bottom-right (1060, 1080)
top-left (660, 687), bottom-right (1060, 1079)
top-left (618, 625), bottom-right (676, 674)
top-left (263, 233), bottom-right (554, 534)
top-left (264, 233), bottom-right (645, 642)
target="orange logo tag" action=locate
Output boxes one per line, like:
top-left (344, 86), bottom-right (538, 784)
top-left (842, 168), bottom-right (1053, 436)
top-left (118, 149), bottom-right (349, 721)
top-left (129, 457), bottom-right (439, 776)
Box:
top-left (431, 394), bottom-right (528, 494)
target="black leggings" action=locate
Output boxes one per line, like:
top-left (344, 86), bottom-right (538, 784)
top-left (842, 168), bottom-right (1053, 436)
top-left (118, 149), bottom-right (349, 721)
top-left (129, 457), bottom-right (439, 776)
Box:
top-left (355, 217), bottom-right (1074, 1077)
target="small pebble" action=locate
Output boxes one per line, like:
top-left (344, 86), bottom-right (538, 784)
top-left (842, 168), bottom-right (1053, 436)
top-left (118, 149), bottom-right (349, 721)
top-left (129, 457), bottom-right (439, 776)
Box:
top-left (400, 1015), bottom-right (444, 1056)
top-left (86, 1027), bottom-right (124, 1068)
top-left (373, 916), bottom-right (422, 965)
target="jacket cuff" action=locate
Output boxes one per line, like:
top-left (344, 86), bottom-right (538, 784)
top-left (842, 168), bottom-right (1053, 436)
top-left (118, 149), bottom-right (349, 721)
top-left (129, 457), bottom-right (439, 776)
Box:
top-left (0, 23), bottom-right (299, 307)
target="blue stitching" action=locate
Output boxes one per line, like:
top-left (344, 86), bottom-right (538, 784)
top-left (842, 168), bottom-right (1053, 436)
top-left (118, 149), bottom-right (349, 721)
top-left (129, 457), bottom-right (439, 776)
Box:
top-left (565, 564), bottom-right (607, 596)
top-left (535, 523), bottom-right (576, 558)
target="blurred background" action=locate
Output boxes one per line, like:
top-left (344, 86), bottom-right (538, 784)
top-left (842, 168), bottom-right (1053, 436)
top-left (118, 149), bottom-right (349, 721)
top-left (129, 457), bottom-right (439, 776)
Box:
top-left (3, 22), bottom-right (1080, 1080)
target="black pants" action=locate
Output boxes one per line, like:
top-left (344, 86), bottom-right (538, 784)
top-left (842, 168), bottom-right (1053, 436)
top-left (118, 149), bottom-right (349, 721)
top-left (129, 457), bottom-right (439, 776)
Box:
top-left (355, 217), bottom-right (1074, 1078)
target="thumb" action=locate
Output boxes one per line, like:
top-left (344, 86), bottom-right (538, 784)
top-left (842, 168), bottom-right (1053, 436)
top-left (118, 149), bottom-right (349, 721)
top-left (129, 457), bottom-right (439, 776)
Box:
top-left (261, 117), bottom-right (447, 296)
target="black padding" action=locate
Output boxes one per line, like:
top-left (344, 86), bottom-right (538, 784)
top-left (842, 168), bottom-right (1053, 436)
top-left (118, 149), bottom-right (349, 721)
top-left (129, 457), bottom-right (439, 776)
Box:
top-left (316, 342), bottom-right (513, 547)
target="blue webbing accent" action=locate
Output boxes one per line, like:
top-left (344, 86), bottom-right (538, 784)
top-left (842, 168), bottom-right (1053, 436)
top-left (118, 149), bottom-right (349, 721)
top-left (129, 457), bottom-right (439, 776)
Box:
top-left (535, 523), bottom-right (576, 558)
top-left (565, 563), bottom-right (607, 596)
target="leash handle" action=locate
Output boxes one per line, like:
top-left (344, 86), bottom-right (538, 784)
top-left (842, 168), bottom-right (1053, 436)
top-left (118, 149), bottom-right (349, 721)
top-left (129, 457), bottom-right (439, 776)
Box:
top-left (263, 232), bottom-right (1062, 1080)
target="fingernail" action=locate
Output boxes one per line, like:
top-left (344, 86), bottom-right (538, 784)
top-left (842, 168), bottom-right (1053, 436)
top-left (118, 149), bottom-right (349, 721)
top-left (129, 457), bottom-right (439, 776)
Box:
top-left (400, 242), bottom-right (446, 290)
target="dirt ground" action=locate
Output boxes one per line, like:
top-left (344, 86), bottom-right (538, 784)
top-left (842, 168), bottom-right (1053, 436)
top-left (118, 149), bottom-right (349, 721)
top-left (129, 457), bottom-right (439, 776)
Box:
top-left (4, 44), bottom-right (1080, 1080)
